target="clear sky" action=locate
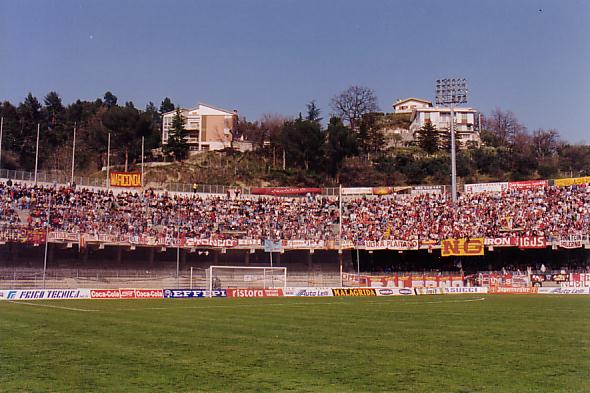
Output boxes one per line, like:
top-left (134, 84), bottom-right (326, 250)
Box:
top-left (1, 0), bottom-right (588, 142)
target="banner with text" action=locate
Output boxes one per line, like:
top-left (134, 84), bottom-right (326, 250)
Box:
top-left (441, 238), bottom-right (485, 257)
top-left (110, 172), bottom-right (142, 188)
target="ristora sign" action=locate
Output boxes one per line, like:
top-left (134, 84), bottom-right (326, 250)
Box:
top-left (441, 238), bottom-right (485, 257)
top-left (110, 172), bottom-right (142, 188)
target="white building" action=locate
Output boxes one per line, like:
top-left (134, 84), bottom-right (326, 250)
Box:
top-left (393, 98), bottom-right (433, 113)
top-left (410, 106), bottom-right (480, 146)
top-left (391, 97), bottom-right (480, 146)
top-left (162, 103), bottom-right (238, 154)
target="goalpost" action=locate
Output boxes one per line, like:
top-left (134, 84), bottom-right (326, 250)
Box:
top-left (207, 266), bottom-right (287, 295)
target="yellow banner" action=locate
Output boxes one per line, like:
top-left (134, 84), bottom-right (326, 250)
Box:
top-left (441, 238), bottom-right (485, 257)
top-left (110, 172), bottom-right (142, 188)
top-left (553, 176), bottom-right (590, 187)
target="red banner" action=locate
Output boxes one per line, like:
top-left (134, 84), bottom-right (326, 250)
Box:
top-left (489, 287), bottom-right (538, 294)
top-left (90, 289), bottom-right (121, 299)
top-left (484, 237), bottom-right (546, 249)
top-left (508, 180), bottom-right (547, 190)
top-left (250, 187), bottom-right (321, 196)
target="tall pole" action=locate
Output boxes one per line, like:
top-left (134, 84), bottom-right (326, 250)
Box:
top-left (71, 122), bottom-right (76, 185)
top-left (141, 136), bottom-right (145, 189)
top-left (0, 117), bottom-right (3, 170)
top-left (106, 132), bottom-right (111, 189)
top-left (34, 123), bottom-right (40, 184)
top-left (435, 78), bottom-right (467, 204)
top-left (176, 223), bottom-right (181, 287)
top-left (338, 184), bottom-right (343, 287)
top-left (356, 248), bottom-right (360, 286)
top-left (42, 193), bottom-right (51, 289)
top-left (450, 103), bottom-right (457, 203)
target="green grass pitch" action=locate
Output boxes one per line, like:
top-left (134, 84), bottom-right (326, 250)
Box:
top-left (1, 295), bottom-right (589, 392)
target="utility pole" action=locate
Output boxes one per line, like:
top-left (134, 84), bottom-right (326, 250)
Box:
top-left (34, 123), bottom-right (40, 184)
top-left (71, 122), bottom-right (76, 185)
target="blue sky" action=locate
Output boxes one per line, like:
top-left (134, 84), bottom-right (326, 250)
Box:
top-left (1, 0), bottom-right (588, 142)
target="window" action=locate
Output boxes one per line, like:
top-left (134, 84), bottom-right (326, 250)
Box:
top-left (201, 144), bottom-right (210, 151)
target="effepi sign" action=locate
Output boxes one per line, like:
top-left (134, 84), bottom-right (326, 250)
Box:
top-left (163, 289), bottom-right (227, 298)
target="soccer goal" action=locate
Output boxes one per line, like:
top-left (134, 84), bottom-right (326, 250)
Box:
top-left (207, 266), bottom-right (287, 294)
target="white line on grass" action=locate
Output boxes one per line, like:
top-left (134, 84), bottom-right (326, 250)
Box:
top-left (105, 297), bottom-right (486, 312)
top-left (7, 301), bottom-right (99, 312)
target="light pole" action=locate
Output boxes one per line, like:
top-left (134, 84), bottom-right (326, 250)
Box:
top-left (0, 117), bottom-right (4, 170)
top-left (71, 123), bottom-right (76, 185)
top-left (42, 192), bottom-right (52, 289)
top-left (106, 132), bottom-right (111, 189)
top-left (435, 78), bottom-right (468, 203)
top-left (34, 123), bottom-right (40, 184)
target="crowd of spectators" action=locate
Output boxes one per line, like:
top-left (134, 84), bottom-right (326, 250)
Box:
top-left (0, 180), bottom-right (589, 243)
top-left (342, 184), bottom-right (590, 242)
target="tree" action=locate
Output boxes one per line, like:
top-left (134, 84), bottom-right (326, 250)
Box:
top-left (102, 106), bottom-right (152, 170)
top-left (306, 100), bottom-right (322, 122)
top-left (103, 91), bottom-right (118, 108)
top-left (357, 112), bottom-right (385, 157)
top-left (330, 86), bottom-right (379, 130)
top-left (163, 109), bottom-right (189, 161)
top-left (324, 117), bottom-right (359, 182)
top-left (277, 119), bottom-right (325, 171)
top-left (532, 128), bottom-right (559, 158)
top-left (160, 97), bottom-right (175, 113)
top-left (484, 108), bottom-right (525, 147)
top-left (16, 93), bottom-right (43, 170)
top-left (415, 121), bottom-right (439, 154)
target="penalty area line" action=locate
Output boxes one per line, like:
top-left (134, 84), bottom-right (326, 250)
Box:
top-left (7, 300), bottom-right (99, 312)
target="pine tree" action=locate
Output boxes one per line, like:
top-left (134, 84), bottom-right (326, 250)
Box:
top-left (416, 121), bottom-right (439, 155)
top-left (164, 109), bottom-right (189, 161)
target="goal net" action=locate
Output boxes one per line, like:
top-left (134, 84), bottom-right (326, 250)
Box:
top-left (207, 266), bottom-right (287, 293)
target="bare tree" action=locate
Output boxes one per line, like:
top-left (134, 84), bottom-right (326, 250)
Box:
top-left (484, 108), bottom-right (526, 146)
top-left (330, 86), bottom-right (379, 130)
top-left (532, 128), bottom-right (560, 158)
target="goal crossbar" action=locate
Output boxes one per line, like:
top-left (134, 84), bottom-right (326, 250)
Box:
top-left (207, 265), bottom-right (287, 297)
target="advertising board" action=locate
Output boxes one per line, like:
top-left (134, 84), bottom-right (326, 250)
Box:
top-left (163, 289), bottom-right (227, 298)
top-left (341, 187), bottom-right (373, 195)
top-left (464, 182), bottom-right (508, 194)
top-left (284, 287), bottom-right (333, 297)
top-left (4, 289), bottom-right (91, 300)
top-left (508, 180), bottom-right (548, 190)
top-left (250, 187), bottom-right (321, 196)
top-left (411, 185), bottom-right (443, 195)
top-left (443, 287), bottom-right (488, 294)
top-left (414, 287), bottom-right (445, 295)
top-left (375, 288), bottom-right (414, 296)
top-left (553, 176), bottom-right (590, 187)
top-left (537, 287), bottom-right (590, 295)
top-left (227, 288), bottom-right (283, 297)
top-left (90, 289), bottom-right (122, 299)
top-left (331, 288), bottom-right (377, 296)
top-left (488, 287), bottom-right (538, 294)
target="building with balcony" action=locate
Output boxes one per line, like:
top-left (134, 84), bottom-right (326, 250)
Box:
top-left (162, 103), bottom-right (238, 154)
top-left (409, 106), bottom-right (481, 146)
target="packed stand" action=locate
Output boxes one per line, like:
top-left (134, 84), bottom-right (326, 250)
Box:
top-left (342, 184), bottom-right (590, 242)
top-left (0, 181), bottom-right (589, 243)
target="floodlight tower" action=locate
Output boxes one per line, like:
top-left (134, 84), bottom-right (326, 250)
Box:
top-left (435, 78), bottom-right (468, 203)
